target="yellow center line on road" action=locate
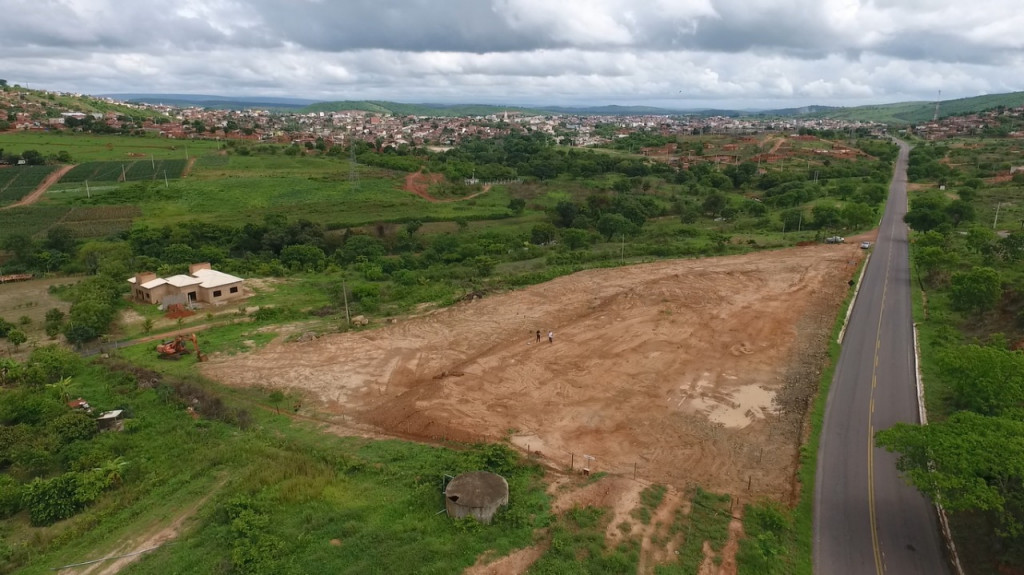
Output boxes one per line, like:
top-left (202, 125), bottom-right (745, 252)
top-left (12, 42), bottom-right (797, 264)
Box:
top-left (868, 222), bottom-right (897, 574)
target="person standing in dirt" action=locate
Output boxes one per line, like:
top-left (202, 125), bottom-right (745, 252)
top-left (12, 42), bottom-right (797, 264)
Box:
top-left (548, 331), bottom-right (554, 344)
top-left (536, 330), bottom-right (541, 342)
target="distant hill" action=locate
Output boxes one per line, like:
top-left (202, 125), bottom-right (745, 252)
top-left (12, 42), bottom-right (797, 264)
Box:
top-left (536, 104), bottom-right (682, 116)
top-left (753, 105), bottom-right (842, 117)
top-left (771, 92), bottom-right (1024, 124)
top-left (104, 94), bottom-right (319, 111)
top-left (299, 100), bottom-right (548, 117)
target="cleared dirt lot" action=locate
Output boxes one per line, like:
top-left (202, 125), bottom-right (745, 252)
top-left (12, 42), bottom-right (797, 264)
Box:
top-left (203, 244), bottom-right (865, 502)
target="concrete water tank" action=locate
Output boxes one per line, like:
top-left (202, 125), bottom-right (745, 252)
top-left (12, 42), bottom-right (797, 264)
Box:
top-left (444, 471), bottom-right (509, 524)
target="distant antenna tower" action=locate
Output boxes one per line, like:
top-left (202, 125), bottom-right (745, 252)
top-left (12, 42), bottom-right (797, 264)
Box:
top-left (933, 90), bottom-right (942, 122)
top-left (349, 143), bottom-right (359, 190)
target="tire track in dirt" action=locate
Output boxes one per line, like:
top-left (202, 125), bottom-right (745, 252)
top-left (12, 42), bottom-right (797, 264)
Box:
top-left (1, 164), bottom-right (74, 210)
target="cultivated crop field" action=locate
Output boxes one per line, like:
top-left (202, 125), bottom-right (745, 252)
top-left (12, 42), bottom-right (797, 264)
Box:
top-left (0, 204), bottom-right (140, 239)
top-left (58, 159), bottom-right (189, 184)
top-left (0, 165), bottom-right (58, 205)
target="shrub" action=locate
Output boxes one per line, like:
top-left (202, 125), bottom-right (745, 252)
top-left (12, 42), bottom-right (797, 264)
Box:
top-left (23, 473), bottom-right (81, 526)
top-left (0, 475), bottom-right (23, 518)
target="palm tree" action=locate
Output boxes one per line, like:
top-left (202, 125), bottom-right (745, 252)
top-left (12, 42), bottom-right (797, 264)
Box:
top-left (93, 457), bottom-right (129, 487)
top-left (47, 376), bottom-right (75, 404)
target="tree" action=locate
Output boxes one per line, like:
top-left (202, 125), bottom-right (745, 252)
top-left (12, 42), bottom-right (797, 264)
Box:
top-left (701, 193), bottom-right (726, 217)
top-left (946, 200), bottom-right (975, 228)
top-left (904, 195), bottom-right (949, 232)
top-left (405, 220), bottom-right (423, 236)
top-left (950, 266), bottom-right (1001, 315)
top-left (280, 244), bottom-right (326, 272)
top-left (507, 198), bottom-right (526, 216)
top-left (560, 228), bottom-right (594, 250)
top-left (936, 344), bottom-right (1024, 417)
top-left (915, 246), bottom-right (955, 286)
top-left (7, 329), bottom-right (26, 349)
top-left (811, 204), bottom-right (842, 230)
top-left (142, 318), bottom-right (154, 334)
top-left (596, 213), bottom-right (636, 240)
top-left (841, 202), bottom-right (875, 230)
top-left (877, 412), bottom-right (1024, 535)
top-left (553, 201), bottom-right (579, 228)
top-left (530, 223), bottom-right (558, 245)
top-left (47, 376), bottom-right (75, 404)
top-left (45, 226), bottom-right (77, 254)
top-left (780, 209), bottom-right (804, 232)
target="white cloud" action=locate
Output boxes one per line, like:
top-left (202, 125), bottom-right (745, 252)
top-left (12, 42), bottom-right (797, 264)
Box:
top-left (0, 0), bottom-right (1021, 108)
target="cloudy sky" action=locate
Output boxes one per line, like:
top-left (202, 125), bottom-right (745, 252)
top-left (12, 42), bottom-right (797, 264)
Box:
top-left (1, 0), bottom-right (1022, 109)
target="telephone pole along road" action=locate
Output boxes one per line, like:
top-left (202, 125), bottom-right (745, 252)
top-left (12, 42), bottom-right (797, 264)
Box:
top-left (813, 141), bottom-right (950, 574)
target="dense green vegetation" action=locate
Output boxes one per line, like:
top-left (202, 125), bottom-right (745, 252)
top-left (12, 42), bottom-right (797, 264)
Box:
top-left (0, 132), bottom-right (897, 354)
top-left (875, 137), bottom-right (1024, 573)
top-left (0, 348), bottom-right (550, 574)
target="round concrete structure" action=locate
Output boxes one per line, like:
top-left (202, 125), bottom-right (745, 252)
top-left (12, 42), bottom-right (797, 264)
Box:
top-left (444, 471), bottom-right (509, 524)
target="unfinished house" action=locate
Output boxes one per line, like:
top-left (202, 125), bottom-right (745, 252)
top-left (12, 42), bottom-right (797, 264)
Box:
top-left (128, 263), bottom-right (245, 306)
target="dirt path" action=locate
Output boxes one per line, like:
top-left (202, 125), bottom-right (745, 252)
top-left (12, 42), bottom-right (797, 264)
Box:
top-left (203, 244), bottom-right (863, 502)
top-left (1, 164), bottom-right (74, 210)
top-left (767, 137), bottom-right (786, 155)
top-left (65, 482), bottom-right (223, 575)
top-left (402, 171), bottom-right (491, 202)
top-left (181, 157), bottom-right (197, 177)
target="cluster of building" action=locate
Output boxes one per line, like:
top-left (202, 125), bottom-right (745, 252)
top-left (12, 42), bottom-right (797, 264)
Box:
top-left (913, 105), bottom-right (1024, 140)
top-left (1, 85), bottom-right (889, 150)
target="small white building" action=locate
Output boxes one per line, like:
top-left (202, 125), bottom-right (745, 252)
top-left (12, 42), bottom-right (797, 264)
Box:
top-left (128, 263), bottom-right (244, 306)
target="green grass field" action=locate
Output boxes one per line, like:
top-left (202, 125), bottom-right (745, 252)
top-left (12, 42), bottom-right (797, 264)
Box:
top-left (0, 133), bottom-right (221, 163)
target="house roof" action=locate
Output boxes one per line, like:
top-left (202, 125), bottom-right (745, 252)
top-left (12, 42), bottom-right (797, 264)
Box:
top-left (127, 267), bottom-right (243, 291)
top-left (127, 276), bottom-right (168, 289)
top-left (97, 410), bottom-right (123, 420)
top-left (192, 268), bottom-right (243, 289)
top-left (165, 274), bottom-right (204, 288)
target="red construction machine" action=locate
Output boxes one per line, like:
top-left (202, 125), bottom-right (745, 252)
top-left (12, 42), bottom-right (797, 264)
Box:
top-left (155, 333), bottom-right (207, 361)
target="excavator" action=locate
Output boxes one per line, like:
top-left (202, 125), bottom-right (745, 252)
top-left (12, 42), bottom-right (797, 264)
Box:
top-left (155, 333), bottom-right (207, 361)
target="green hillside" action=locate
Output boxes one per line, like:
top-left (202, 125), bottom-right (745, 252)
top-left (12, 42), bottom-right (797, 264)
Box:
top-left (804, 91), bottom-right (1024, 124)
top-left (2, 84), bottom-right (165, 121)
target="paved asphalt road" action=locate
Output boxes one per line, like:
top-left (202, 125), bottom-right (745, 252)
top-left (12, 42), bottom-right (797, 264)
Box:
top-left (814, 142), bottom-right (950, 574)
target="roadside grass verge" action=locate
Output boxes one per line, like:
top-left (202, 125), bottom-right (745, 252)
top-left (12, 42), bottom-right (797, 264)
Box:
top-left (736, 253), bottom-right (867, 574)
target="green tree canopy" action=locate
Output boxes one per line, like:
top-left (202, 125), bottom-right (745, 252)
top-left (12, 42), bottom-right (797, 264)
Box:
top-left (877, 412), bottom-right (1024, 536)
top-left (950, 266), bottom-right (1001, 315)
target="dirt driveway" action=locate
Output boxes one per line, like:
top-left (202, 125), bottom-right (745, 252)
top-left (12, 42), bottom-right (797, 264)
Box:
top-left (202, 244), bottom-right (863, 502)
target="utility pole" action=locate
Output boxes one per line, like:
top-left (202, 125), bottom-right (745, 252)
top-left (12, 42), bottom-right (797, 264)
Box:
top-left (342, 279), bottom-right (351, 325)
top-left (164, 170), bottom-right (169, 188)
top-left (85, 180), bottom-right (90, 199)
top-left (993, 202), bottom-right (1003, 229)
